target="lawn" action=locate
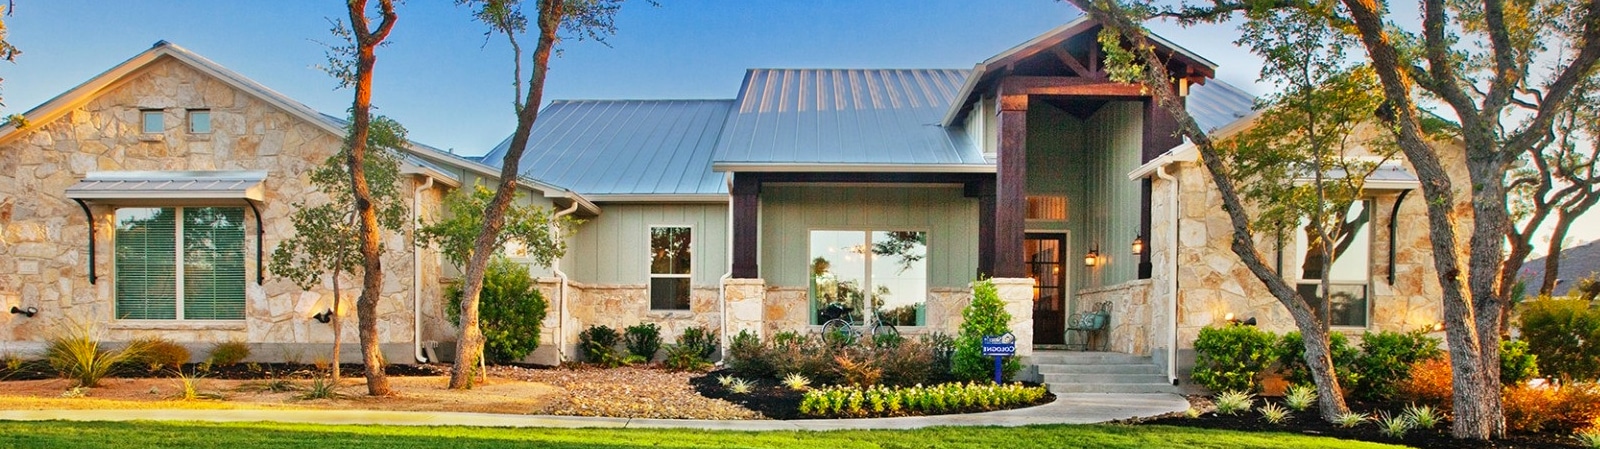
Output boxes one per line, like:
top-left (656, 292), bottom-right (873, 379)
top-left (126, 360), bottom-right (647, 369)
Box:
top-left (0, 421), bottom-right (1405, 449)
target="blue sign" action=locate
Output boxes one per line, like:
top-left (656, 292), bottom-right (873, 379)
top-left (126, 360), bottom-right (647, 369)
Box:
top-left (981, 334), bottom-right (1016, 356)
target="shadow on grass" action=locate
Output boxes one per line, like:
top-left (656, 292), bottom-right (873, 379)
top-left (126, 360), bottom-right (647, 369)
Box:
top-left (0, 420), bottom-right (1406, 449)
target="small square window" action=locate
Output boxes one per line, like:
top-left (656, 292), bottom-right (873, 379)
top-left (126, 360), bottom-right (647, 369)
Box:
top-left (188, 110), bottom-right (211, 134)
top-left (141, 110), bottom-right (164, 134)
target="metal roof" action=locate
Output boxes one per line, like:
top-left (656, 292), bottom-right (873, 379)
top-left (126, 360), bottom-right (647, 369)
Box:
top-left (66, 170), bottom-right (268, 202)
top-left (710, 69), bottom-right (987, 170)
top-left (482, 99), bottom-right (735, 196)
top-left (1185, 80), bottom-right (1257, 132)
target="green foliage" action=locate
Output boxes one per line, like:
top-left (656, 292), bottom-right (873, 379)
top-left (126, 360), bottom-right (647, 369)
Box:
top-left (661, 344), bottom-right (711, 372)
top-left (951, 280), bottom-right (1020, 382)
top-left (205, 340), bottom-right (251, 367)
top-left (1374, 411), bottom-right (1412, 438)
top-left (46, 324), bottom-right (151, 388)
top-left (445, 258), bottom-right (548, 363)
top-left (1275, 331), bottom-right (1360, 388)
top-left (782, 373), bottom-right (812, 391)
top-left (1352, 329), bottom-right (1443, 401)
top-left (417, 183), bottom-right (574, 268)
top-left (1335, 411), bottom-right (1368, 428)
top-left (676, 326), bottom-right (718, 362)
top-left (1519, 297), bottom-right (1600, 381)
top-left (921, 332), bottom-right (956, 380)
top-left (578, 325), bottom-right (622, 367)
top-left (1258, 402), bottom-right (1290, 424)
top-left (1401, 404), bottom-right (1439, 430)
top-left (1213, 390), bottom-right (1254, 416)
top-left (1577, 429), bottom-right (1600, 449)
top-left (1500, 338), bottom-right (1541, 385)
top-left (1282, 384), bottom-right (1318, 412)
top-left (799, 382), bottom-right (1047, 418)
top-left (623, 323), bottom-right (662, 361)
top-left (129, 337), bottom-right (190, 373)
top-left (299, 376), bottom-right (342, 400)
top-left (171, 370), bottom-right (220, 401)
top-left (726, 377), bottom-right (753, 394)
top-left (1190, 325), bottom-right (1277, 393)
top-left (725, 330), bottom-right (773, 378)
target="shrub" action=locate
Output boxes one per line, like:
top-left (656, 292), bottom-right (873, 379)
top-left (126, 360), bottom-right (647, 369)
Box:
top-left (872, 340), bottom-right (936, 387)
top-left (205, 340), bottom-right (251, 367)
top-left (1335, 411), bottom-right (1368, 428)
top-left (832, 353), bottom-right (883, 388)
top-left (579, 325), bottom-right (622, 367)
top-left (1283, 384), bottom-right (1318, 412)
top-left (782, 373), bottom-right (812, 391)
top-left (1375, 411), bottom-right (1412, 438)
top-left (131, 337), bottom-right (190, 373)
top-left (799, 381), bottom-right (1047, 418)
top-left (1577, 429), bottom-right (1600, 449)
top-left (1503, 383), bottom-right (1600, 433)
top-left (1275, 331), bottom-right (1360, 388)
top-left (1402, 404), bottom-right (1440, 430)
top-left (1259, 402), bottom-right (1290, 424)
top-left (921, 332), bottom-right (956, 380)
top-left (299, 376), bottom-right (341, 400)
top-left (623, 323), bottom-right (663, 361)
top-left (1213, 390), bottom-right (1254, 415)
top-left (1519, 297), bottom-right (1600, 382)
top-left (951, 280), bottom-right (1020, 382)
top-left (677, 326), bottom-right (718, 362)
top-left (1353, 329), bottom-right (1442, 401)
top-left (1501, 338), bottom-right (1540, 386)
top-left (1396, 357), bottom-right (1454, 412)
top-left (661, 344), bottom-right (710, 371)
top-left (1191, 325), bottom-right (1278, 393)
top-left (725, 330), bottom-right (775, 378)
top-left (446, 258), bottom-right (548, 363)
top-left (47, 324), bottom-right (151, 387)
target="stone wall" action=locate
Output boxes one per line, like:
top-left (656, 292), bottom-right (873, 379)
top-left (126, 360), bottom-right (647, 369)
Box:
top-left (0, 57), bottom-right (450, 361)
top-left (1074, 280), bottom-right (1154, 355)
top-left (544, 281), bottom-right (721, 363)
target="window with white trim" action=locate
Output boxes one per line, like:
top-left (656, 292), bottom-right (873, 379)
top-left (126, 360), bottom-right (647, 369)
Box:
top-left (1284, 200), bottom-right (1373, 328)
top-left (141, 109), bottom-right (164, 134)
top-left (115, 207), bottom-right (247, 320)
top-left (808, 230), bottom-right (928, 326)
top-left (649, 226), bottom-right (691, 310)
top-left (188, 109), bottom-right (211, 134)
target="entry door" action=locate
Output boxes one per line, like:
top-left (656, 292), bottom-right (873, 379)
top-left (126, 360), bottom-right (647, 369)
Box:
top-left (1026, 234), bottom-right (1067, 345)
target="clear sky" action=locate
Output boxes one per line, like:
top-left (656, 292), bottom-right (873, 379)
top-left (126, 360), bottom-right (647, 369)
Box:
top-left (2, 0), bottom-right (1593, 250)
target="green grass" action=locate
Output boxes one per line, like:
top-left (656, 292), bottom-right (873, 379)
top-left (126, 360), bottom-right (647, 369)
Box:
top-left (0, 420), bottom-right (1405, 449)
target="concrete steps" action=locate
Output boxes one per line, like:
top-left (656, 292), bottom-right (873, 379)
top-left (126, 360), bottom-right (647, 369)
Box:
top-left (1032, 350), bottom-right (1181, 395)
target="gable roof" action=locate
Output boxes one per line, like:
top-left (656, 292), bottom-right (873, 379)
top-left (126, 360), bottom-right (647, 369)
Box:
top-left (710, 68), bottom-right (989, 173)
top-left (0, 41), bottom-right (596, 213)
top-left (482, 99), bottom-right (734, 199)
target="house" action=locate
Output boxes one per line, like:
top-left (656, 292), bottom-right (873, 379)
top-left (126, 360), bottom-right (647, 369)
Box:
top-left (0, 17), bottom-right (1451, 390)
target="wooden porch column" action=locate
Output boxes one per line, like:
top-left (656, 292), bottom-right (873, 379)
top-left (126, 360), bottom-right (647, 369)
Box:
top-left (965, 179), bottom-right (998, 277)
top-left (1140, 97), bottom-right (1183, 279)
top-left (731, 173), bottom-right (761, 279)
top-left (994, 94), bottom-right (1029, 278)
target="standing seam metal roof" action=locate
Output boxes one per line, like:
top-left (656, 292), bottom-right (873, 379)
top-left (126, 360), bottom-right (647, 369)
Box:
top-left (1184, 80), bottom-right (1257, 132)
top-left (481, 99), bottom-right (735, 195)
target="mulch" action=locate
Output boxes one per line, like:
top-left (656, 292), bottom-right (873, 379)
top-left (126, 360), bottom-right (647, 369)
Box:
top-left (690, 369), bottom-right (1056, 420)
top-left (1, 360), bottom-right (443, 381)
top-left (1137, 395), bottom-right (1587, 449)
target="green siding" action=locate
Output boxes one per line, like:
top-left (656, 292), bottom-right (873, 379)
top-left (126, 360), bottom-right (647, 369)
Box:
top-left (760, 185), bottom-right (978, 289)
top-left (1026, 102), bottom-right (1085, 234)
top-left (1080, 101), bottom-right (1144, 288)
top-left (563, 203), bottom-right (729, 286)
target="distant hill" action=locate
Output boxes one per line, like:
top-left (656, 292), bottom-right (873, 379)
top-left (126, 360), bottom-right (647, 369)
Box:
top-left (1521, 239), bottom-right (1600, 297)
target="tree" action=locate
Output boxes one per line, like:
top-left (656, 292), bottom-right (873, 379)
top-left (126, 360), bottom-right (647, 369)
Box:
top-left (1508, 83), bottom-right (1600, 298)
top-left (1, 0), bottom-right (23, 124)
top-left (270, 115), bottom-right (409, 387)
top-left (446, 0), bottom-right (636, 389)
top-left (1064, 0), bottom-right (1600, 439)
top-left (418, 183), bottom-right (573, 386)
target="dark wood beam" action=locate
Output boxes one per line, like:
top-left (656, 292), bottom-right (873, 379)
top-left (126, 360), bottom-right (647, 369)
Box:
top-left (731, 174), bottom-right (761, 279)
top-left (1139, 98), bottom-right (1183, 280)
top-left (994, 98), bottom-right (1029, 279)
top-left (999, 76), bottom-right (1147, 98)
top-left (1048, 46), bottom-right (1096, 78)
top-left (965, 180), bottom-right (998, 278)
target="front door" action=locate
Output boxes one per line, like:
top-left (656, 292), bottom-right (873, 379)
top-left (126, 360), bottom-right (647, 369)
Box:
top-left (1026, 234), bottom-right (1067, 345)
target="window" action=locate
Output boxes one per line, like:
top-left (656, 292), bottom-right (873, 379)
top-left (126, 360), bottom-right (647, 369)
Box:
top-left (1285, 201), bottom-right (1373, 327)
top-left (649, 226), bottom-right (692, 310)
top-left (808, 230), bottom-right (928, 326)
top-left (115, 207), bottom-right (247, 320)
top-left (141, 109), bottom-right (164, 134)
top-left (1026, 196), bottom-right (1067, 220)
top-left (188, 109), bottom-right (211, 134)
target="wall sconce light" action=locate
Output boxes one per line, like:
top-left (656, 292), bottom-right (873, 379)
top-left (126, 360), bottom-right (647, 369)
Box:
top-left (312, 309), bottom-right (334, 324)
top-left (1131, 233), bottom-right (1145, 255)
top-left (1225, 313), bottom-right (1257, 326)
top-left (1084, 246), bottom-right (1100, 267)
top-left (10, 306), bottom-right (38, 318)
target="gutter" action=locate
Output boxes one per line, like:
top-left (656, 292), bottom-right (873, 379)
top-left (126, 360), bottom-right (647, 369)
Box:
top-left (551, 200), bottom-right (581, 363)
top-left (412, 177), bottom-right (435, 363)
top-left (1155, 164), bottom-right (1181, 385)
top-left (717, 190), bottom-right (735, 363)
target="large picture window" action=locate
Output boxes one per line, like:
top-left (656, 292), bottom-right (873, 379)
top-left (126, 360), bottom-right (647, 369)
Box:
top-left (808, 230), bottom-right (927, 326)
top-left (649, 226), bottom-right (692, 310)
top-left (1285, 201), bottom-right (1373, 328)
top-left (115, 207), bottom-right (247, 320)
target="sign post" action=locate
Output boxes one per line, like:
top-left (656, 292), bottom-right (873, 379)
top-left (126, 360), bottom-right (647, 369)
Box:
top-left (980, 333), bottom-right (1017, 384)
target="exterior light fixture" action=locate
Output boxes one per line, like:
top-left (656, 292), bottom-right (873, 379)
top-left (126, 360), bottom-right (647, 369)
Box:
top-left (10, 306), bottom-right (37, 318)
top-left (1131, 233), bottom-right (1145, 255)
top-left (1431, 321), bottom-right (1445, 332)
top-left (1225, 313), bottom-right (1256, 326)
top-left (1084, 246), bottom-right (1100, 267)
top-left (313, 309), bottom-right (334, 324)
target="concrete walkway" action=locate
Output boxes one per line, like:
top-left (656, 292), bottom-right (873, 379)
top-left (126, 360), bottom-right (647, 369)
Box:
top-left (0, 393), bottom-right (1187, 431)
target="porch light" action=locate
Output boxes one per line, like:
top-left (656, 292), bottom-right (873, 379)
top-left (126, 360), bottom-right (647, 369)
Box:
top-left (1131, 233), bottom-right (1145, 255)
top-left (1084, 246), bottom-right (1100, 267)
top-left (313, 309), bottom-right (334, 324)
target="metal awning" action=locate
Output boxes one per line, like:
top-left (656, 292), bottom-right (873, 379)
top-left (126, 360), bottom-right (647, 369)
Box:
top-left (66, 170), bottom-right (268, 204)
top-left (1293, 162), bottom-right (1421, 191)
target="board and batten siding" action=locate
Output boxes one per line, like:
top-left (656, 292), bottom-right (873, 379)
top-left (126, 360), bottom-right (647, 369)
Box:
top-left (562, 203), bottom-right (729, 286)
top-left (759, 185), bottom-right (978, 289)
top-left (1080, 101), bottom-right (1145, 288)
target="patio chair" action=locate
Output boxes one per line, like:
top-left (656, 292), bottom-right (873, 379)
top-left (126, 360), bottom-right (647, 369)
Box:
top-left (1065, 301), bottom-right (1111, 351)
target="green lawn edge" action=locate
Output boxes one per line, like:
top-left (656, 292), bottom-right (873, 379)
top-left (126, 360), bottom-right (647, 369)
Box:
top-left (0, 420), bottom-right (1407, 449)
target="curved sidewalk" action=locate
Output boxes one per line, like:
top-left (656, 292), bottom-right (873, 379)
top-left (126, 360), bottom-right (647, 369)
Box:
top-left (0, 393), bottom-right (1187, 431)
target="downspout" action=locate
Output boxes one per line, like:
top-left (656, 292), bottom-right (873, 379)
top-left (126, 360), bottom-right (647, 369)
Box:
top-left (1387, 189), bottom-right (1411, 285)
top-left (1155, 164), bottom-right (1180, 385)
top-left (412, 177), bottom-right (435, 363)
top-left (717, 193), bottom-right (734, 363)
top-left (551, 199), bottom-right (580, 363)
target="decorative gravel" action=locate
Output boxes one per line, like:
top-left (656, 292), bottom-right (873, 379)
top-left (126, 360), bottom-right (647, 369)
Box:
top-left (492, 365), bottom-right (762, 420)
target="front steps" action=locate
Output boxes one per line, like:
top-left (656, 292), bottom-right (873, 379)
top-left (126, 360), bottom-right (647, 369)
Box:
top-left (1032, 350), bottom-right (1182, 394)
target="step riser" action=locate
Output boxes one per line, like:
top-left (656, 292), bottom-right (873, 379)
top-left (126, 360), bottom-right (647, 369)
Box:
top-left (1029, 354), bottom-right (1155, 365)
top-left (1035, 364), bottom-right (1163, 375)
top-left (1044, 374), bottom-right (1169, 384)
top-left (1048, 383), bottom-right (1181, 394)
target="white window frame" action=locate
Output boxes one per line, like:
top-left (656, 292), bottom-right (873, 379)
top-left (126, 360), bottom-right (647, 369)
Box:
top-left (1282, 199), bottom-right (1375, 329)
top-left (806, 227), bottom-right (931, 328)
top-left (114, 206), bottom-right (247, 322)
top-left (188, 109), bottom-right (211, 134)
top-left (647, 224), bottom-right (693, 311)
top-left (141, 109), bottom-right (164, 134)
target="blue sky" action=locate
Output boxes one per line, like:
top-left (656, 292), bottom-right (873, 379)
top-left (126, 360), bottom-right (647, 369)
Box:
top-left (4, 1), bottom-right (1594, 250)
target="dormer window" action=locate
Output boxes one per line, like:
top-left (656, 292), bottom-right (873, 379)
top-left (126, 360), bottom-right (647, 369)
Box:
top-left (141, 109), bottom-right (164, 134)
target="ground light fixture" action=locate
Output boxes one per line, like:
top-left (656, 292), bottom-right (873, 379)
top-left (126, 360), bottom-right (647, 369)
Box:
top-left (313, 309), bottom-right (334, 324)
top-left (1225, 313), bottom-right (1257, 326)
top-left (10, 306), bottom-right (37, 317)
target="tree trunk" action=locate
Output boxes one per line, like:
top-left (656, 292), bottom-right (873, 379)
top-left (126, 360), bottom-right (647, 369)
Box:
top-left (330, 271), bottom-right (342, 384)
top-left (1299, 323), bottom-right (1350, 420)
top-left (1540, 212), bottom-right (1577, 296)
top-left (344, 0), bottom-right (398, 397)
top-left (449, 0), bottom-right (565, 389)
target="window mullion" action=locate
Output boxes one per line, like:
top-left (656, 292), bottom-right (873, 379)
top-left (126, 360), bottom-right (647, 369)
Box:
top-left (862, 230), bottom-right (874, 327)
